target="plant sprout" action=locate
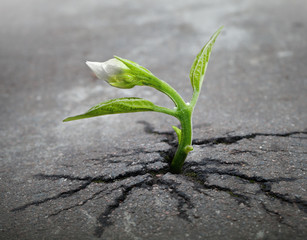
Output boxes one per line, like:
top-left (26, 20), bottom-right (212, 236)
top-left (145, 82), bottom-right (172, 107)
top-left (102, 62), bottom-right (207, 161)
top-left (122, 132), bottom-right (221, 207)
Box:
top-left (63, 27), bottom-right (223, 173)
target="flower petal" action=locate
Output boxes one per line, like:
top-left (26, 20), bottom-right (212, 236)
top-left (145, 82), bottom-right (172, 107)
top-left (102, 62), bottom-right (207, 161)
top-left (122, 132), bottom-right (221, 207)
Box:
top-left (101, 58), bottom-right (128, 76)
top-left (86, 61), bottom-right (109, 80)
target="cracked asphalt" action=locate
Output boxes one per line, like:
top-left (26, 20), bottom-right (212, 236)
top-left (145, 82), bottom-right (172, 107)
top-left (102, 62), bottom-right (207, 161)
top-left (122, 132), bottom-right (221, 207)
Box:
top-left (1, 0), bottom-right (306, 239)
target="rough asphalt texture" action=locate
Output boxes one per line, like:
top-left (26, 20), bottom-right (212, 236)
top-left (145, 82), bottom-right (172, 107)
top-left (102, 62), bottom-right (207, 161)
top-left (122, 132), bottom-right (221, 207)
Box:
top-left (1, 0), bottom-right (306, 239)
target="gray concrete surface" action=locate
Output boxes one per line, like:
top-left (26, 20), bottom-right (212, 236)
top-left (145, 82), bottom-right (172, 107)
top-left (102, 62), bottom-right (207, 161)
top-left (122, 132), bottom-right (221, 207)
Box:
top-left (1, 0), bottom-right (306, 239)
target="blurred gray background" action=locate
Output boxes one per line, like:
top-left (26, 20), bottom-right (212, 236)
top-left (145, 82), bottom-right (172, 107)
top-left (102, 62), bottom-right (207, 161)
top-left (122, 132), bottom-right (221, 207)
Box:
top-left (1, 0), bottom-right (306, 239)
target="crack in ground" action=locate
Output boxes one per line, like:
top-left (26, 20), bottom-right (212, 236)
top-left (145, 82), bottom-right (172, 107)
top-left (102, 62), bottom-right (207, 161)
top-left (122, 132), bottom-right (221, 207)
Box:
top-left (49, 186), bottom-right (109, 217)
top-left (11, 164), bottom-right (168, 213)
top-left (187, 157), bottom-right (248, 166)
top-left (192, 131), bottom-right (307, 146)
top-left (230, 148), bottom-right (307, 156)
top-left (10, 126), bottom-right (306, 237)
top-left (87, 148), bottom-right (173, 164)
top-left (94, 174), bottom-right (194, 237)
top-left (183, 171), bottom-right (250, 206)
top-left (261, 202), bottom-right (295, 229)
top-left (12, 171), bottom-right (196, 238)
top-left (184, 162), bottom-right (297, 183)
top-left (229, 149), bottom-right (259, 156)
top-left (261, 186), bottom-right (307, 213)
top-left (94, 177), bottom-right (153, 238)
top-left (183, 165), bottom-right (307, 212)
top-left (155, 177), bottom-right (194, 222)
top-left (11, 181), bottom-right (92, 212)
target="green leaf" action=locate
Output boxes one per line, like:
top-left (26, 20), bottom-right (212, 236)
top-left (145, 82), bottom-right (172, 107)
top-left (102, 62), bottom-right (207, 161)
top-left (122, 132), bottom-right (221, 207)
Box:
top-left (63, 97), bottom-right (157, 122)
top-left (114, 56), bottom-right (152, 75)
top-left (190, 26), bottom-right (223, 92)
top-left (172, 126), bottom-right (182, 144)
top-left (114, 56), bottom-right (166, 90)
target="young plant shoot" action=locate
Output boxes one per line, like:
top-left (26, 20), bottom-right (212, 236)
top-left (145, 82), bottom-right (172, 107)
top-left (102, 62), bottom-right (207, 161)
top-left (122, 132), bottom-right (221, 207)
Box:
top-left (63, 27), bottom-right (223, 173)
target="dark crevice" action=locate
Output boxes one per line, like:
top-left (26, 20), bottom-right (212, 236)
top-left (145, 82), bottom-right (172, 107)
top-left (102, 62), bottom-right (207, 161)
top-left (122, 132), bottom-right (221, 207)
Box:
top-left (261, 202), bottom-right (295, 229)
top-left (263, 189), bottom-right (307, 213)
top-left (229, 149), bottom-right (259, 156)
top-left (230, 148), bottom-right (307, 155)
top-left (184, 162), bottom-right (297, 183)
top-left (155, 178), bottom-right (194, 222)
top-left (94, 174), bottom-right (196, 238)
top-left (193, 131), bottom-right (307, 146)
top-left (85, 148), bottom-right (173, 167)
top-left (39, 168), bottom-right (157, 185)
top-left (11, 181), bottom-right (92, 212)
top-left (183, 172), bottom-right (250, 206)
top-left (10, 125), bottom-right (306, 236)
top-left (84, 143), bottom-right (176, 171)
top-left (94, 179), bottom-right (153, 238)
top-left (183, 165), bottom-right (306, 211)
top-left (138, 121), bottom-right (306, 148)
top-left (11, 162), bottom-right (169, 213)
top-left (50, 174), bottom-right (156, 218)
top-left (93, 173), bottom-right (196, 237)
top-left (205, 158), bottom-right (247, 166)
top-left (49, 187), bottom-right (107, 217)
top-left (209, 184), bottom-right (250, 206)
top-left (87, 148), bottom-right (171, 164)
top-left (186, 157), bottom-right (248, 167)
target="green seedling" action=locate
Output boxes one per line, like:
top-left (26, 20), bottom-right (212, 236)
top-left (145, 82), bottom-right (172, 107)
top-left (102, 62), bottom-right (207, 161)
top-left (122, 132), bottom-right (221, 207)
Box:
top-left (63, 27), bottom-right (223, 173)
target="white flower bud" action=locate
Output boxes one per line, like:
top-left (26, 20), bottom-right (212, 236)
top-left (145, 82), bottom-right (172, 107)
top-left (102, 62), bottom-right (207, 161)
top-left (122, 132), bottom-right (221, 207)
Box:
top-left (86, 58), bottom-right (138, 89)
top-left (86, 58), bottom-right (129, 81)
top-left (86, 57), bottom-right (160, 89)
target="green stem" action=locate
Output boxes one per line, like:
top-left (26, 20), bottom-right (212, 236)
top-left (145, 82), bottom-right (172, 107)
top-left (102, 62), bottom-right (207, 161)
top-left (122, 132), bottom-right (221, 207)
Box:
top-left (150, 76), bottom-right (186, 109)
top-left (170, 107), bottom-right (193, 173)
top-left (152, 105), bottom-right (177, 117)
top-left (190, 89), bottom-right (200, 108)
top-left (169, 88), bottom-right (201, 173)
top-left (148, 76), bottom-right (196, 173)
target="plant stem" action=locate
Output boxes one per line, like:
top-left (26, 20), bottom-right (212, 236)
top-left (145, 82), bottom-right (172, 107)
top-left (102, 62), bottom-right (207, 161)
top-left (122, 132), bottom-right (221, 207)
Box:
top-left (152, 105), bottom-right (177, 117)
top-left (151, 76), bottom-right (186, 109)
top-left (149, 76), bottom-right (197, 173)
top-left (190, 89), bottom-right (200, 108)
top-left (170, 106), bottom-right (193, 173)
